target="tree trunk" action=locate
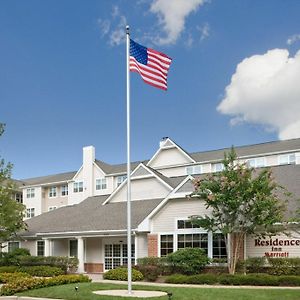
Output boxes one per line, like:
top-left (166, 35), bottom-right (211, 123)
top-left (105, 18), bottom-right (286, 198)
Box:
top-left (227, 232), bottom-right (244, 274)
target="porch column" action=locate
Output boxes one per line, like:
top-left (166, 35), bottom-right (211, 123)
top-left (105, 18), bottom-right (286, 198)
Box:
top-left (44, 239), bottom-right (50, 257)
top-left (77, 237), bottom-right (85, 273)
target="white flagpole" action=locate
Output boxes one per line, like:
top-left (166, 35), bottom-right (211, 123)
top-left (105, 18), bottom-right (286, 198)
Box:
top-left (126, 24), bottom-right (132, 295)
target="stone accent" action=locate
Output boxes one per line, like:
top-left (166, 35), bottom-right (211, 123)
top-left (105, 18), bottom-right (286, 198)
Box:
top-left (84, 263), bottom-right (103, 273)
top-left (147, 234), bottom-right (158, 257)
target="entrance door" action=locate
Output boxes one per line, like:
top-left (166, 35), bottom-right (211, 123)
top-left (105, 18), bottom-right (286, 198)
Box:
top-left (104, 244), bottom-right (135, 270)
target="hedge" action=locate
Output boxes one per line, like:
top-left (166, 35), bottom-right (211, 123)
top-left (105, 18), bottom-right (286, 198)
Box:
top-left (0, 265), bottom-right (64, 277)
top-left (0, 272), bottom-right (31, 284)
top-left (165, 273), bottom-right (300, 286)
top-left (0, 274), bottom-right (91, 296)
top-left (103, 267), bottom-right (144, 281)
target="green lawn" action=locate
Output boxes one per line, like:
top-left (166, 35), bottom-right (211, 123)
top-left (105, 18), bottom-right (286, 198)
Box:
top-left (18, 282), bottom-right (300, 300)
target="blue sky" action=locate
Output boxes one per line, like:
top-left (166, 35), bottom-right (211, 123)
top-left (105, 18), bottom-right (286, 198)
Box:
top-left (1, 0), bottom-right (300, 179)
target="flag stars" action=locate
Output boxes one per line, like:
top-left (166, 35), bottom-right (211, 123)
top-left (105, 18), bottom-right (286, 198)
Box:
top-left (130, 39), bottom-right (148, 65)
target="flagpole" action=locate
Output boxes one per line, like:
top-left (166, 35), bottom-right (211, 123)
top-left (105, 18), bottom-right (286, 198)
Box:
top-left (126, 24), bottom-right (132, 295)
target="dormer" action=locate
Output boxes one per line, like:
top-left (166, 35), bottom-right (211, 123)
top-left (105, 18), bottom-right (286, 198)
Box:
top-left (147, 137), bottom-right (195, 169)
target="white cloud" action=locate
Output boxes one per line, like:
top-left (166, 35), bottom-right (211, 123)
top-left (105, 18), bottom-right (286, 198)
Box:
top-left (150, 0), bottom-right (206, 45)
top-left (197, 23), bottom-right (210, 41)
top-left (98, 6), bottom-right (127, 46)
top-left (287, 34), bottom-right (300, 45)
top-left (217, 49), bottom-right (300, 140)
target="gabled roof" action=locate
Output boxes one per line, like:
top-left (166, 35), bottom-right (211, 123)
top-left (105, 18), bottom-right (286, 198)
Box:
top-left (22, 195), bottom-right (164, 237)
top-left (21, 171), bottom-right (77, 186)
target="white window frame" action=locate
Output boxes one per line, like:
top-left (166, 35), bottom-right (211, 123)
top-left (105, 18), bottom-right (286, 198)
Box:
top-left (69, 239), bottom-right (78, 257)
top-left (15, 193), bottom-right (23, 203)
top-left (26, 188), bottom-right (35, 198)
top-left (212, 162), bottom-right (224, 172)
top-left (186, 165), bottom-right (202, 175)
top-left (73, 181), bottom-right (83, 193)
top-left (8, 241), bottom-right (20, 253)
top-left (246, 157), bottom-right (266, 168)
top-left (61, 185), bottom-right (68, 196)
top-left (278, 153), bottom-right (296, 165)
top-left (117, 175), bottom-right (127, 187)
top-left (36, 240), bottom-right (45, 256)
top-left (26, 207), bottom-right (35, 218)
top-left (49, 186), bottom-right (57, 198)
top-left (96, 178), bottom-right (107, 190)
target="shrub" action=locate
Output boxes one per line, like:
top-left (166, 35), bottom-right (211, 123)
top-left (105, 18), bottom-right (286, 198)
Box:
top-left (219, 274), bottom-right (279, 286)
top-left (135, 265), bottom-right (160, 282)
top-left (244, 257), bottom-right (266, 273)
top-left (19, 266), bottom-right (65, 277)
top-left (0, 266), bottom-right (19, 273)
top-left (165, 274), bottom-right (189, 284)
top-left (267, 258), bottom-right (299, 276)
top-left (0, 272), bottom-right (31, 283)
top-left (165, 248), bottom-right (210, 275)
top-left (277, 275), bottom-right (300, 286)
top-left (0, 274), bottom-right (90, 296)
top-left (103, 267), bottom-right (143, 281)
top-left (137, 257), bottom-right (162, 266)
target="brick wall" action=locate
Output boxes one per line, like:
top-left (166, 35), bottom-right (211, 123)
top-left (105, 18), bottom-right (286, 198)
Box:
top-left (147, 234), bottom-right (158, 257)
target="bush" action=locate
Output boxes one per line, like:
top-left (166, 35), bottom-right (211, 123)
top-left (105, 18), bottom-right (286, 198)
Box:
top-left (0, 248), bottom-right (31, 266)
top-left (0, 265), bottom-right (64, 277)
top-left (19, 266), bottom-right (64, 277)
top-left (137, 257), bottom-right (162, 266)
top-left (0, 272), bottom-right (31, 283)
top-left (244, 257), bottom-right (266, 273)
top-left (165, 248), bottom-right (210, 275)
top-left (135, 265), bottom-right (160, 282)
top-left (165, 273), bottom-right (300, 286)
top-left (103, 267), bottom-right (143, 281)
top-left (267, 258), bottom-right (300, 276)
top-left (0, 274), bottom-right (90, 296)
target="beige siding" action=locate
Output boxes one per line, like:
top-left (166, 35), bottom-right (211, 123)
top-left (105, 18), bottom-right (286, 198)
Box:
top-left (110, 177), bottom-right (170, 203)
top-left (20, 240), bottom-right (37, 255)
top-left (43, 185), bottom-right (68, 212)
top-left (152, 198), bottom-right (211, 233)
top-left (137, 234), bottom-right (148, 259)
top-left (52, 239), bottom-right (68, 256)
top-left (86, 238), bottom-right (102, 263)
top-left (246, 231), bottom-right (300, 258)
top-left (149, 148), bottom-right (192, 168)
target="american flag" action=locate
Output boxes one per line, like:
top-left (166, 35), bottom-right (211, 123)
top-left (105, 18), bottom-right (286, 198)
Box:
top-left (129, 39), bottom-right (172, 90)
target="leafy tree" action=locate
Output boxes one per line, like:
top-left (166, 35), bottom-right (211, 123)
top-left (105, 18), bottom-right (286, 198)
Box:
top-left (190, 148), bottom-right (288, 274)
top-left (0, 123), bottom-right (26, 251)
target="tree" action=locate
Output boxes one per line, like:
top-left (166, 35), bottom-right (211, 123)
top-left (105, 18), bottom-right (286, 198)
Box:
top-left (190, 148), bottom-right (287, 274)
top-left (0, 123), bottom-right (26, 251)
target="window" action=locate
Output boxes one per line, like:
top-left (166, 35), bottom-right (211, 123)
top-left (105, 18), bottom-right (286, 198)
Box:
top-left (37, 241), bottom-right (45, 256)
top-left (96, 178), bottom-right (107, 190)
top-left (279, 153), bottom-right (296, 165)
top-left (117, 175), bottom-right (127, 187)
top-left (73, 182), bottom-right (83, 193)
top-left (186, 165), bottom-right (202, 175)
top-left (48, 206), bottom-right (57, 211)
top-left (26, 188), bottom-right (35, 198)
top-left (177, 233), bottom-right (208, 254)
top-left (8, 241), bottom-right (19, 253)
top-left (177, 219), bottom-right (200, 229)
top-left (49, 186), bottom-right (57, 198)
top-left (26, 208), bottom-right (35, 218)
top-left (160, 235), bottom-right (173, 256)
top-left (212, 163), bottom-right (224, 172)
top-left (104, 243), bottom-right (135, 270)
top-left (212, 233), bottom-right (227, 260)
top-left (15, 193), bottom-right (23, 203)
top-left (61, 185), bottom-right (68, 196)
top-left (69, 240), bottom-right (78, 257)
top-left (246, 157), bottom-right (265, 168)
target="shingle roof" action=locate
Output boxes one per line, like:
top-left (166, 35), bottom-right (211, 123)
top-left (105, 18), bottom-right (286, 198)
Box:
top-left (21, 171), bottom-right (77, 186)
top-left (95, 159), bottom-right (148, 174)
top-left (190, 138), bottom-right (300, 163)
top-left (22, 196), bottom-right (164, 237)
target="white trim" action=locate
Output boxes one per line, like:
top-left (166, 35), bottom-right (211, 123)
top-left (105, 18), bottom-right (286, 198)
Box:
top-left (147, 138), bottom-right (196, 167)
top-left (93, 161), bottom-right (107, 176)
top-left (102, 163), bottom-right (173, 205)
top-left (72, 165), bottom-right (83, 181)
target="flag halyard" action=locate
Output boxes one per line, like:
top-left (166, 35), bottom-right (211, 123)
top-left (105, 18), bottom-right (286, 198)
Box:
top-left (129, 39), bottom-right (172, 90)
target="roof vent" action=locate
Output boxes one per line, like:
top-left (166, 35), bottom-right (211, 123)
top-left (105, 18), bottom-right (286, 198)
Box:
top-left (160, 137), bottom-right (169, 148)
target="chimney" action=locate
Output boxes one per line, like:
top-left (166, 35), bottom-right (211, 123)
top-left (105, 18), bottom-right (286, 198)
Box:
top-left (82, 146), bottom-right (95, 198)
top-left (159, 137), bottom-right (169, 148)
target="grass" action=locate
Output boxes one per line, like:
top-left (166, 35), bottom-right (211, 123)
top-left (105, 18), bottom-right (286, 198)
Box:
top-left (18, 282), bottom-right (300, 300)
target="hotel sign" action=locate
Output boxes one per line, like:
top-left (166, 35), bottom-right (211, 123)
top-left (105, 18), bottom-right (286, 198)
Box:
top-left (254, 238), bottom-right (300, 258)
